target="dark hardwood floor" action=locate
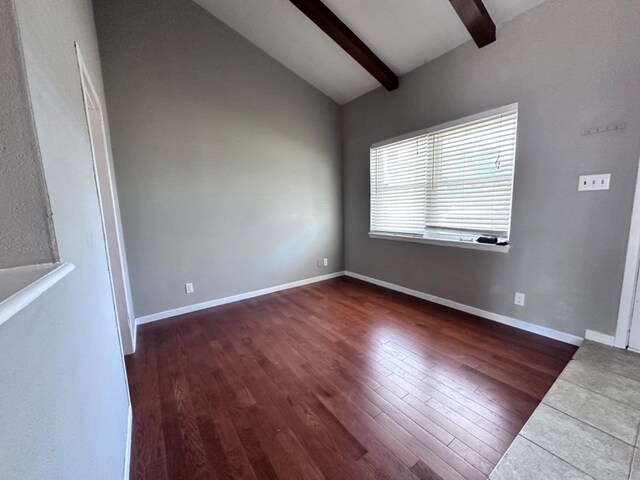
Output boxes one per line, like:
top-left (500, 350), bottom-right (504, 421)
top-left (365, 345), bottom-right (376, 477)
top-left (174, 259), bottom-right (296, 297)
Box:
top-left (126, 277), bottom-right (577, 480)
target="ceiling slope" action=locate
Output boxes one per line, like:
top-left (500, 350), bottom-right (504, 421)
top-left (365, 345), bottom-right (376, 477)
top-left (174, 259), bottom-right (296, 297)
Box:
top-left (289, 0), bottom-right (399, 91)
top-left (194, 0), bottom-right (548, 104)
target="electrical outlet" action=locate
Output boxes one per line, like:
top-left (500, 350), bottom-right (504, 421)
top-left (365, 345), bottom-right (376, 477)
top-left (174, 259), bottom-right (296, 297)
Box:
top-left (317, 258), bottom-right (328, 268)
top-left (514, 292), bottom-right (525, 306)
top-left (185, 282), bottom-right (194, 294)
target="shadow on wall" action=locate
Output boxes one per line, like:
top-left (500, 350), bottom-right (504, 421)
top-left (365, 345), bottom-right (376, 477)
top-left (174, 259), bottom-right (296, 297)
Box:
top-left (0, 0), bottom-right (57, 269)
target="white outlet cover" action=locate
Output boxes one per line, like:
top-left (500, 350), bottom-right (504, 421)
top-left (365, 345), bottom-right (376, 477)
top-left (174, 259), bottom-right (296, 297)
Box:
top-left (185, 283), bottom-right (194, 294)
top-left (514, 292), bottom-right (525, 306)
top-left (578, 174), bottom-right (611, 191)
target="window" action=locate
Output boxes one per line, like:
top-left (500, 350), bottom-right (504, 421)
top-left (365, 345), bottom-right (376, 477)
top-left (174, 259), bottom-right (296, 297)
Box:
top-left (370, 104), bottom-right (518, 250)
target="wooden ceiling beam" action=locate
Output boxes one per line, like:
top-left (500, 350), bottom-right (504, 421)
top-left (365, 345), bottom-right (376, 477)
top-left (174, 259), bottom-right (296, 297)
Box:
top-left (289, 0), bottom-right (399, 91)
top-left (449, 0), bottom-right (496, 48)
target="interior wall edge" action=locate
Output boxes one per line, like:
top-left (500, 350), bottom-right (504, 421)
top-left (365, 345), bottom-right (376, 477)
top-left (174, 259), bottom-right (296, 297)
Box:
top-left (341, 0), bottom-right (640, 341)
top-left (584, 329), bottom-right (616, 347)
top-left (93, 0), bottom-right (344, 319)
top-left (345, 270), bottom-right (584, 346)
top-left (136, 271), bottom-right (346, 326)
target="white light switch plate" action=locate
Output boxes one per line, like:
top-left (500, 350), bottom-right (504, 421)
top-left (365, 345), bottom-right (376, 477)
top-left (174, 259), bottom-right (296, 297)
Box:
top-left (578, 174), bottom-right (610, 191)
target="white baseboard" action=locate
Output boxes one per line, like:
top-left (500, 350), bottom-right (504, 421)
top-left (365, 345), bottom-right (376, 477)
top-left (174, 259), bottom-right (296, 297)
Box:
top-left (130, 325), bottom-right (137, 354)
top-left (345, 271), bottom-right (583, 346)
top-left (584, 329), bottom-right (616, 346)
top-left (124, 404), bottom-right (132, 480)
top-left (136, 271), bottom-right (346, 325)
top-left (135, 269), bottom-right (584, 347)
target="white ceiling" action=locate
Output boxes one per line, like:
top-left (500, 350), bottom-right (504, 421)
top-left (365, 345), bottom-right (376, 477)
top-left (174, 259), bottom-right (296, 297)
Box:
top-left (193, 0), bottom-right (548, 104)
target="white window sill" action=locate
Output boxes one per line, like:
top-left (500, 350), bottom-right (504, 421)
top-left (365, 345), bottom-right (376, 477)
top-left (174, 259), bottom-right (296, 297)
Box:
top-left (0, 262), bottom-right (75, 327)
top-left (369, 232), bottom-right (511, 253)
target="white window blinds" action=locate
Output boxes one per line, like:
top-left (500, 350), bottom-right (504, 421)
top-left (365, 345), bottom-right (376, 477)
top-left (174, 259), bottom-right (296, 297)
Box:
top-left (370, 134), bottom-right (429, 235)
top-left (370, 105), bottom-right (518, 240)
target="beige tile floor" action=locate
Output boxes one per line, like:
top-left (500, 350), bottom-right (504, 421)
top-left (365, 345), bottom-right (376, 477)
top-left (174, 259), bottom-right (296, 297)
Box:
top-left (491, 341), bottom-right (640, 480)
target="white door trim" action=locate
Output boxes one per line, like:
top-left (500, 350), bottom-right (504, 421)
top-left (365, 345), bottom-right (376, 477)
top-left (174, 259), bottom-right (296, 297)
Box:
top-left (75, 44), bottom-right (136, 354)
top-left (615, 152), bottom-right (640, 349)
top-left (76, 43), bottom-right (134, 478)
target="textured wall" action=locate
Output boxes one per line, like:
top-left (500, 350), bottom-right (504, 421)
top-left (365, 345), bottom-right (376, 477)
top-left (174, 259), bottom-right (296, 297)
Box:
top-left (0, 0), bottom-right (131, 478)
top-left (0, 0), bottom-right (56, 268)
top-left (342, 0), bottom-right (640, 338)
top-left (93, 0), bottom-right (343, 318)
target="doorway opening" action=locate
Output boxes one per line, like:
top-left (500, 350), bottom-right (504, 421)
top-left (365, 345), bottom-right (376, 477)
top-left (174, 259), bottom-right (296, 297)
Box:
top-left (617, 152), bottom-right (640, 352)
top-left (76, 44), bottom-right (136, 355)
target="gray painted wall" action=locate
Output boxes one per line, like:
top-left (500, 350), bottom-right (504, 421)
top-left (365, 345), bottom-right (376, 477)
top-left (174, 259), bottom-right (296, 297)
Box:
top-left (93, 0), bottom-right (343, 318)
top-left (0, 0), bottom-right (56, 268)
top-left (342, 0), bottom-right (640, 338)
top-left (0, 0), bottom-right (130, 478)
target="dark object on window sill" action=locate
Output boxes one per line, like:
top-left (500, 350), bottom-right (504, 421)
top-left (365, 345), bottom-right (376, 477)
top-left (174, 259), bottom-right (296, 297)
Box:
top-left (477, 236), bottom-right (498, 244)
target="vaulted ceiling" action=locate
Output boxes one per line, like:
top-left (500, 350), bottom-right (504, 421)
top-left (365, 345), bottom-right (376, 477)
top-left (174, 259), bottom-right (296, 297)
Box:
top-left (193, 0), bottom-right (548, 104)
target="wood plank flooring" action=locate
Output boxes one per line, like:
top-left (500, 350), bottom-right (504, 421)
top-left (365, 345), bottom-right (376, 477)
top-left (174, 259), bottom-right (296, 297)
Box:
top-left (126, 277), bottom-right (577, 480)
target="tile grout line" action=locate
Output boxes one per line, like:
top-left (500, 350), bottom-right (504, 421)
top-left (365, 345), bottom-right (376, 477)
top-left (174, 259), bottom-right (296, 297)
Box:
top-left (540, 399), bottom-right (639, 448)
top-left (512, 434), bottom-right (598, 480)
top-left (557, 360), bottom-right (640, 413)
top-left (541, 381), bottom-right (640, 446)
top-left (629, 447), bottom-right (638, 479)
top-left (494, 344), bottom-right (640, 479)
top-left (633, 422), bottom-right (640, 480)
top-left (569, 357), bottom-right (640, 382)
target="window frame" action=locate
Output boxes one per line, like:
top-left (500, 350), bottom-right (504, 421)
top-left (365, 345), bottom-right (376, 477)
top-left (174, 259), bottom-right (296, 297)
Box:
top-left (369, 103), bottom-right (518, 253)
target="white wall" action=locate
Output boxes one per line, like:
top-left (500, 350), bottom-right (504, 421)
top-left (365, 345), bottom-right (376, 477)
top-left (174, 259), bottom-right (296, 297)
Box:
top-left (0, 0), bottom-right (56, 268)
top-left (0, 0), bottom-right (131, 478)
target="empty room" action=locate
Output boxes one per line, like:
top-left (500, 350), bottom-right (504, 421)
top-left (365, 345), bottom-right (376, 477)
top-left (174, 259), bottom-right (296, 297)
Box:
top-left (2, 0), bottom-right (640, 478)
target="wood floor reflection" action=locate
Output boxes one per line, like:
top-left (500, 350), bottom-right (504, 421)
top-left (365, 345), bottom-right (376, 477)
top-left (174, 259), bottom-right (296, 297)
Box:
top-left (126, 277), bottom-right (576, 480)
